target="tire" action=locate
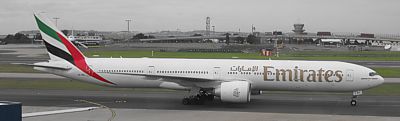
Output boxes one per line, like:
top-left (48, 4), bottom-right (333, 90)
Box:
top-left (351, 100), bottom-right (357, 106)
top-left (197, 98), bottom-right (205, 105)
top-left (206, 95), bottom-right (214, 101)
top-left (182, 98), bottom-right (190, 105)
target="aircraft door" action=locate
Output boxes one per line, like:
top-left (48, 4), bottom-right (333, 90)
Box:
top-left (212, 67), bottom-right (221, 79)
top-left (346, 69), bottom-right (354, 82)
top-left (147, 66), bottom-right (155, 74)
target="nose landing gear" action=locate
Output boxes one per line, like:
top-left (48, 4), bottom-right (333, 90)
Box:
top-left (351, 96), bottom-right (357, 106)
top-left (351, 90), bottom-right (362, 106)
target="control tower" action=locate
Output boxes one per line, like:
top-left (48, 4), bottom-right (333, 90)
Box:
top-left (293, 24), bottom-right (305, 34)
top-left (205, 17), bottom-right (210, 37)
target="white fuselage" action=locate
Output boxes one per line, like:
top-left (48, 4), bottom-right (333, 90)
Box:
top-left (35, 58), bottom-right (384, 92)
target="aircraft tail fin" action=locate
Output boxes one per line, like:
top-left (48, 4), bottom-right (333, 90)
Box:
top-left (34, 13), bottom-right (86, 63)
top-left (34, 13), bottom-right (116, 85)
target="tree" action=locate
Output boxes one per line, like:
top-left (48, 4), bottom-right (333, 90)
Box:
top-left (5, 34), bottom-right (14, 40)
top-left (247, 34), bottom-right (257, 44)
top-left (236, 36), bottom-right (245, 44)
top-left (225, 33), bottom-right (230, 45)
top-left (192, 33), bottom-right (202, 36)
top-left (88, 30), bottom-right (96, 36)
top-left (148, 35), bottom-right (155, 39)
top-left (133, 33), bottom-right (146, 39)
top-left (14, 33), bottom-right (28, 40)
top-left (4, 33), bottom-right (31, 43)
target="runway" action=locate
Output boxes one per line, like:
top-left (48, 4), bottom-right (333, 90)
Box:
top-left (1, 89), bottom-right (400, 117)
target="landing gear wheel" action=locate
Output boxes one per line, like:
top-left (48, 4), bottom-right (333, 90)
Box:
top-left (183, 88), bottom-right (214, 105)
top-left (206, 95), bottom-right (214, 101)
top-left (199, 97), bottom-right (206, 105)
top-left (350, 90), bottom-right (362, 106)
top-left (350, 100), bottom-right (357, 106)
top-left (182, 97), bottom-right (190, 105)
top-left (182, 96), bottom-right (205, 105)
top-left (193, 95), bottom-right (205, 105)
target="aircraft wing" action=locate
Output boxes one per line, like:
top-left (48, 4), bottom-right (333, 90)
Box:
top-left (102, 72), bottom-right (250, 88)
top-left (102, 72), bottom-right (215, 82)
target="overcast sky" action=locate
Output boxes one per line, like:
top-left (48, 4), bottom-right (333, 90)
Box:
top-left (1, 0), bottom-right (400, 35)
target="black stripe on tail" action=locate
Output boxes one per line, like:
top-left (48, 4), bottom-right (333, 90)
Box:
top-left (43, 41), bottom-right (75, 64)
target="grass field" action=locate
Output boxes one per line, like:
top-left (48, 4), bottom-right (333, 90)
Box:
top-left (84, 50), bottom-right (400, 61)
top-left (365, 83), bottom-right (400, 95)
top-left (0, 78), bottom-right (398, 95)
top-left (371, 67), bottom-right (400, 78)
top-left (0, 64), bottom-right (40, 73)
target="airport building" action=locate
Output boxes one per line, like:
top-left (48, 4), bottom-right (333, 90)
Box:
top-left (11, 22), bottom-right (400, 52)
top-left (68, 35), bottom-right (103, 46)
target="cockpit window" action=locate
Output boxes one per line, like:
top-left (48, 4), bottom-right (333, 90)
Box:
top-left (369, 72), bottom-right (378, 76)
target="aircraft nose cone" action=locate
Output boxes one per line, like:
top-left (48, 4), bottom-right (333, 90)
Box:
top-left (378, 76), bottom-right (385, 85)
top-left (371, 75), bottom-right (385, 87)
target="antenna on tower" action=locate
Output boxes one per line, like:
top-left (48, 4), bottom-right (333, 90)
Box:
top-left (206, 17), bottom-right (211, 37)
top-left (71, 26), bottom-right (74, 36)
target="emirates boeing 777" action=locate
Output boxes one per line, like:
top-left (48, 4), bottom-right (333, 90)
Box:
top-left (32, 13), bottom-right (384, 106)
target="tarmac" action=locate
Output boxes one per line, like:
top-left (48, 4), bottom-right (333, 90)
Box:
top-left (22, 106), bottom-right (400, 121)
top-left (0, 89), bottom-right (399, 121)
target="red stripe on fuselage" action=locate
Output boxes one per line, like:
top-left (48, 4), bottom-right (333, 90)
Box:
top-left (57, 33), bottom-right (115, 85)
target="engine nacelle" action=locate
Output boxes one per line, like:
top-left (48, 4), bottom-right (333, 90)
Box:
top-left (214, 81), bottom-right (251, 103)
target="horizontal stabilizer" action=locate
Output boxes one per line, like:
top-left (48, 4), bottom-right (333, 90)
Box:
top-left (13, 62), bottom-right (72, 70)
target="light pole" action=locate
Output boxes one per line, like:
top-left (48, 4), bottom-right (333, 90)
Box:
top-left (251, 24), bottom-right (255, 34)
top-left (125, 19), bottom-right (132, 32)
top-left (53, 17), bottom-right (60, 28)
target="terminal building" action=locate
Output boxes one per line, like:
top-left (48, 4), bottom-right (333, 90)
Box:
top-left (68, 35), bottom-right (103, 46)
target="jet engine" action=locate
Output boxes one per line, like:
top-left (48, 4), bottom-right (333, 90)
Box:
top-left (251, 90), bottom-right (263, 95)
top-left (214, 81), bottom-right (251, 103)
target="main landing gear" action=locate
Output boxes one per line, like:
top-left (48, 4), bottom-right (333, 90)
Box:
top-left (351, 90), bottom-right (362, 106)
top-left (182, 89), bottom-right (214, 105)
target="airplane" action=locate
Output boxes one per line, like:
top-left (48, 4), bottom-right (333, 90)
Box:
top-left (32, 13), bottom-right (384, 106)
